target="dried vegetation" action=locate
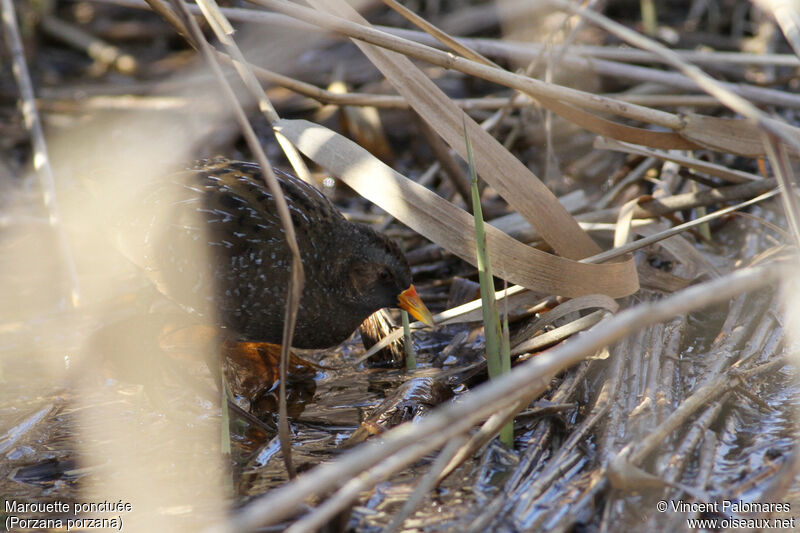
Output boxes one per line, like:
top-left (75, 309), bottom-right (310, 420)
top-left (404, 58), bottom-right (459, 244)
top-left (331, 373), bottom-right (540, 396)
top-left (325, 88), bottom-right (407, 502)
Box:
top-left (1, 0), bottom-right (800, 531)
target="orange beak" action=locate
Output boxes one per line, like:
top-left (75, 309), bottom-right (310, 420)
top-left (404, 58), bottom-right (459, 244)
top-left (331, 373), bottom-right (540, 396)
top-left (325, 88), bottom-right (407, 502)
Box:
top-left (397, 285), bottom-right (435, 326)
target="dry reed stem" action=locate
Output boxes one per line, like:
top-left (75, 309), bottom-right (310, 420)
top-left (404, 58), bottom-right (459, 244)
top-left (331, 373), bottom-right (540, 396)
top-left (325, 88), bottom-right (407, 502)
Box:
top-left (2, 0), bottom-right (81, 308)
top-left (594, 137), bottom-right (763, 184)
top-left (165, 0), bottom-right (304, 478)
top-left (88, 0), bottom-right (800, 158)
top-left (245, 0), bottom-right (800, 159)
top-left (87, 0), bottom-right (800, 67)
top-left (214, 263), bottom-right (788, 532)
top-left (91, 0), bottom-right (800, 105)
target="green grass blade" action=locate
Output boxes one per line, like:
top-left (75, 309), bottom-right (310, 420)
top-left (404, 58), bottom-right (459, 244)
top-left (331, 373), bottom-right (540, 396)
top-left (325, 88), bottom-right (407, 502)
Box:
top-left (402, 310), bottom-right (417, 370)
top-left (465, 122), bottom-right (513, 447)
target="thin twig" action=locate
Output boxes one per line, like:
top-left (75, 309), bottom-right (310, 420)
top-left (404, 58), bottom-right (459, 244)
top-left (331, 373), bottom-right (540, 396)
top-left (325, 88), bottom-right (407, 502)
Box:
top-left (165, 0), bottom-right (302, 479)
top-left (193, 0), bottom-right (311, 183)
top-left (588, 189), bottom-right (781, 263)
top-left (192, 0), bottom-right (317, 480)
top-left (1, 0), bottom-right (80, 309)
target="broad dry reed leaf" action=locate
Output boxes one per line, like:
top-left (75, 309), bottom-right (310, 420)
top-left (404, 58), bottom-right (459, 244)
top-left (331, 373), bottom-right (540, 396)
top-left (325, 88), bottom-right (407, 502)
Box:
top-left (306, 0), bottom-right (601, 261)
top-left (533, 96), bottom-right (701, 150)
top-left (755, 0), bottom-right (800, 58)
top-left (278, 118), bottom-right (639, 298)
top-left (679, 113), bottom-right (795, 158)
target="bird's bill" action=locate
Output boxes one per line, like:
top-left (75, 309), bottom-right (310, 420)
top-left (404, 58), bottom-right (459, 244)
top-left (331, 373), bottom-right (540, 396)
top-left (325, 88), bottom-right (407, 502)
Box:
top-left (397, 285), bottom-right (435, 326)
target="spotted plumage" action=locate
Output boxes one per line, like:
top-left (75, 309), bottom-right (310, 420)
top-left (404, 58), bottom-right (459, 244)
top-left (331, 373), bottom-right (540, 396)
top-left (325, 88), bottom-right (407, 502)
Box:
top-left (117, 157), bottom-right (426, 348)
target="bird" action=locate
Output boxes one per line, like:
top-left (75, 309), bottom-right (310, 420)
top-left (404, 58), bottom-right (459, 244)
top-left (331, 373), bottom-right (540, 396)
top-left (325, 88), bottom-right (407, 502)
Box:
top-left (111, 156), bottom-right (434, 349)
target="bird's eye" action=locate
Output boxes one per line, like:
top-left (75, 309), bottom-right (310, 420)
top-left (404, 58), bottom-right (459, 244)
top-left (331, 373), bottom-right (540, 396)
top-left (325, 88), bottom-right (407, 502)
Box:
top-left (379, 268), bottom-right (391, 281)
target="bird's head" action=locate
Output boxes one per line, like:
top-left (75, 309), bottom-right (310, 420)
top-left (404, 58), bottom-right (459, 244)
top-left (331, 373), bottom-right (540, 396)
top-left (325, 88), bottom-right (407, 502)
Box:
top-left (346, 227), bottom-right (434, 326)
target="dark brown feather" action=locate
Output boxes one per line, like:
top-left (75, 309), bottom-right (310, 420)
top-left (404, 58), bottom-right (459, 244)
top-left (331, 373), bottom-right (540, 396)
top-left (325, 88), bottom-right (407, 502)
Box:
top-left (117, 157), bottom-right (412, 348)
